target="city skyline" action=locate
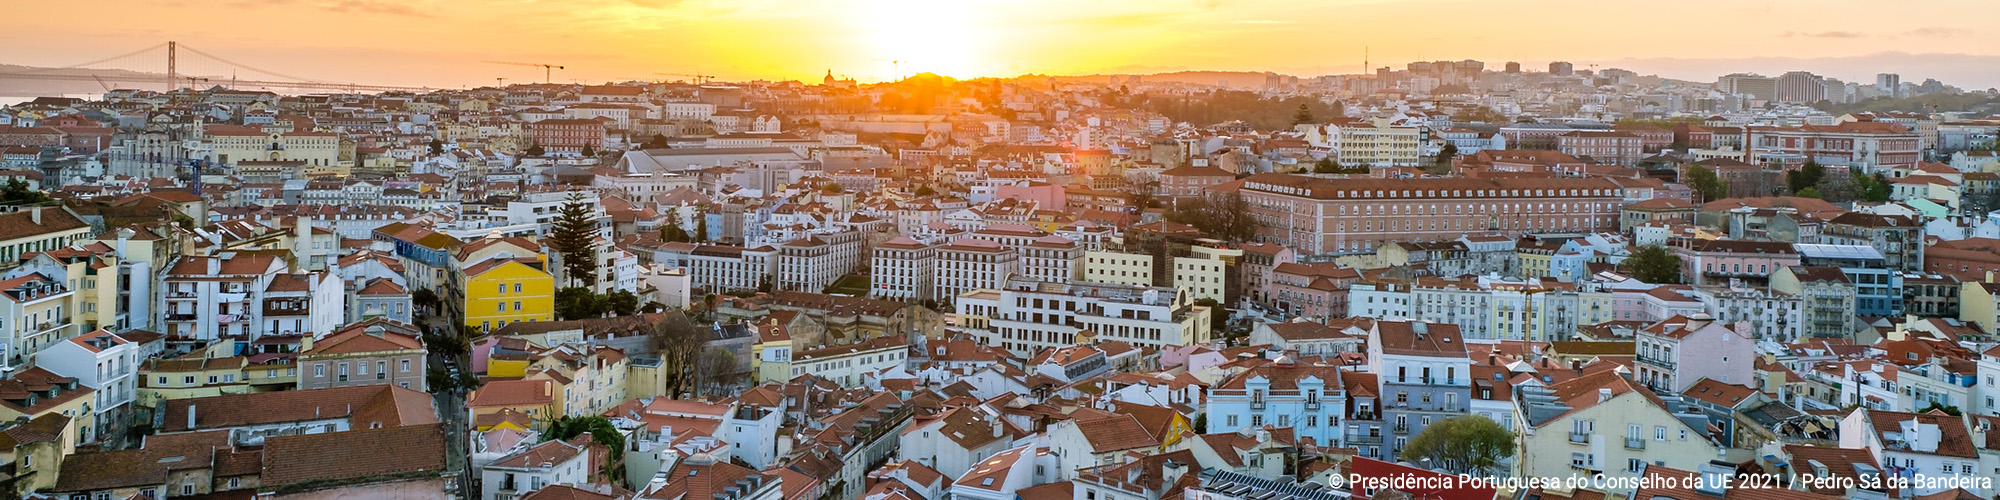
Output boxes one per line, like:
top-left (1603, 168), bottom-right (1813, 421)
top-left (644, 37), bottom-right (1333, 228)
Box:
top-left (6, 0), bottom-right (2000, 89)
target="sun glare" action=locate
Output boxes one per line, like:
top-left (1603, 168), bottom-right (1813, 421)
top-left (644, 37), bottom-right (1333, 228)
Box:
top-left (858, 0), bottom-right (986, 80)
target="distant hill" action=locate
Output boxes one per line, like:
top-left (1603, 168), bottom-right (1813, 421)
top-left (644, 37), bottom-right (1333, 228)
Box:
top-left (0, 64), bottom-right (176, 97)
top-left (1002, 71), bottom-right (1298, 89)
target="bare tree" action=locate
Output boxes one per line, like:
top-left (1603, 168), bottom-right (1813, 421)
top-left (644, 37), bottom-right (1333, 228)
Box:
top-left (648, 310), bottom-right (704, 399)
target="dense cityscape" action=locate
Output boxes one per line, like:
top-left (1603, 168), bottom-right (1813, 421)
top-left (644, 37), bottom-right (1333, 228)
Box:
top-left (2, 12), bottom-right (2000, 500)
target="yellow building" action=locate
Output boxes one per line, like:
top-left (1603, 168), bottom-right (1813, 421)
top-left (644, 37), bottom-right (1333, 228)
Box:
top-left (0, 413), bottom-right (70, 496)
top-left (0, 272), bottom-right (80, 368)
top-left (139, 356), bottom-right (252, 401)
top-left (1083, 250), bottom-right (1154, 287)
top-left (0, 207), bottom-right (92, 270)
top-left (0, 368), bottom-right (97, 453)
top-left (1962, 279), bottom-right (1999, 333)
top-left (467, 378), bottom-right (560, 427)
top-left (463, 258), bottom-right (555, 332)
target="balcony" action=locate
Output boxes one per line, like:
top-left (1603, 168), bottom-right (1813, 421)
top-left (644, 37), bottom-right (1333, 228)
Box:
top-left (1625, 437), bottom-right (1646, 450)
top-left (1249, 400), bottom-right (1266, 410)
top-left (1304, 400), bottom-right (1321, 411)
top-left (1393, 423), bottom-right (1410, 434)
top-left (165, 313), bottom-right (197, 321)
top-left (1569, 432), bottom-right (1590, 444)
top-left (1345, 434), bottom-right (1383, 446)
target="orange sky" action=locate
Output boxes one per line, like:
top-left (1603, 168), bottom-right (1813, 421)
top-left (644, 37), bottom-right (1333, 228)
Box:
top-left (7, 0), bottom-right (2000, 89)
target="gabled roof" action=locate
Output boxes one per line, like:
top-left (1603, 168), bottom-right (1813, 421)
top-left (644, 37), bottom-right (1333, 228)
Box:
top-left (261, 423), bottom-right (449, 488)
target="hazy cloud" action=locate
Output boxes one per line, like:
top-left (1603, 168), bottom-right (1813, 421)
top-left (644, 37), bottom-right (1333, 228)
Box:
top-left (323, 0), bottom-right (431, 17)
top-left (1784, 31), bottom-right (1865, 38)
top-left (1903, 27), bottom-right (1970, 38)
top-left (1230, 20), bottom-right (1296, 24)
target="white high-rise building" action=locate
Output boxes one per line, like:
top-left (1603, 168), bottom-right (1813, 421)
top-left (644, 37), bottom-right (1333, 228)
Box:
top-left (871, 236), bottom-right (937, 302)
top-left (935, 239), bottom-right (1018, 304)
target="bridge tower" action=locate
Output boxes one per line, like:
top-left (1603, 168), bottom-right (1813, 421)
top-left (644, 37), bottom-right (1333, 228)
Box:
top-left (166, 41), bottom-right (177, 92)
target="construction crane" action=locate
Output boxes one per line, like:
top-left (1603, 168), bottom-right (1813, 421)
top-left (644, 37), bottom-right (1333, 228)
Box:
top-left (655, 72), bottom-right (716, 84)
top-left (484, 61), bottom-right (564, 83)
top-left (91, 75), bottom-right (112, 91)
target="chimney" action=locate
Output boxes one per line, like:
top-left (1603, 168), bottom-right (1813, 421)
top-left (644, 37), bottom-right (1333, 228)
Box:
top-left (1597, 388), bottom-right (1613, 403)
top-left (292, 215), bottom-right (312, 270)
top-left (29, 206), bottom-right (41, 225)
top-left (115, 227), bottom-right (135, 260)
top-left (1488, 348), bottom-right (1500, 366)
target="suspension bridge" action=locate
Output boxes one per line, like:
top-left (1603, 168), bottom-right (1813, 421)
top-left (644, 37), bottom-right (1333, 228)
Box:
top-left (0, 41), bottom-right (442, 93)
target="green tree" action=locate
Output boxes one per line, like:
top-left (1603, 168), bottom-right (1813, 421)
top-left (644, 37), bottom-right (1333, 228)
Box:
top-left (1430, 143), bottom-right (1459, 175)
top-left (1622, 244), bottom-right (1684, 284)
top-left (1857, 172), bottom-right (1892, 202)
top-left (642, 134), bottom-right (670, 149)
top-left (602, 290), bottom-right (640, 316)
top-left (693, 212), bottom-right (709, 243)
top-left (555, 286), bottom-right (604, 320)
top-left (1794, 187), bottom-right (1824, 199)
top-left (428, 138), bottom-right (444, 155)
top-left (548, 192), bottom-right (600, 287)
top-left (544, 415), bottom-right (627, 460)
top-left (525, 143), bottom-right (545, 156)
top-left (1787, 162), bottom-right (1826, 195)
top-left (580, 144), bottom-right (597, 157)
top-left (1683, 165), bottom-right (1728, 203)
top-left (1292, 103), bottom-right (1315, 125)
top-left (1921, 401), bottom-right (1964, 416)
top-left (1400, 415), bottom-right (1516, 476)
top-left (914, 185), bottom-right (936, 196)
top-left (661, 219), bottom-right (691, 243)
top-left (1313, 157), bottom-right (1339, 174)
top-left (0, 179), bottom-right (52, 205)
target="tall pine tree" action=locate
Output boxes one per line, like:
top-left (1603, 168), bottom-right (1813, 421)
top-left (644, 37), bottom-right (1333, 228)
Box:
top-left (548, 192), bottom-right (600, 287)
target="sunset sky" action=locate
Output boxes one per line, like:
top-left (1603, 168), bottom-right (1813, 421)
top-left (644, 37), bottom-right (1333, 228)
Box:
top-left (8, 0), bottom-right (2000, 89)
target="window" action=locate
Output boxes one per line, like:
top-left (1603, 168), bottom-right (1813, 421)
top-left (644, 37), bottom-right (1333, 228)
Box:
top-left (1655, 426), bottom-right (1667, 441)
top-left (401, 359), bottom-right (411, 372)
top-left (1226, 415), bottom-right (1238, 427)
top-left (498, 303), bottom-right (507, 312)
top-left (514, 283), bottom-right (523, 293)
top-left (1628, 458), bottom-right (1644, 473)
top-left (497, 284), bottom-right (506, 294)
top-left (314, 364), bottom-right (326, 377)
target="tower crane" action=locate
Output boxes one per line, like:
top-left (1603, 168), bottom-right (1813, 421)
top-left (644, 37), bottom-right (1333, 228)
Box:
top-left (483, 61), bottom-right (564, 83)
top-left (655, 73), bottom-right (716, 84)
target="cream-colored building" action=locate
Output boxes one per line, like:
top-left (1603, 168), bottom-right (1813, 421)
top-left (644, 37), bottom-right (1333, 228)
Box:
top-left (1299, 118), bottom-right (1423, 167)
top-left (1963, 279), bottom-right (2000, 333)
top-left (1175, 245), bottom-right (1241, 304)
top-left (204, 125), bottom-right (340, 168)
top-left (1084, 251), bottom-right (1153, 287)
top-left (1516, 371), bottom-right (1724, 482)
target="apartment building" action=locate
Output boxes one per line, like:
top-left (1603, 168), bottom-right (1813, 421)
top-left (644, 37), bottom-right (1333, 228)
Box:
top-left (672, 244), bottom-right (778, 293)
top-left (956, 277), bottom-right (1209, 357)
top-left (1239, 174), bottom-right (1622, 256)
top-left (936, 239), bottom-right (1018, 305)
top-left (776, 229), bottom-right (862, 293)
top-left (1367, 320), bottom-right (1471, 459)
top-left (871, 236), bottom-right (937, 302)
top-left (1745, 122), bottom-right (1922, 171)
top-left (1557, 130), bottom-right (1644, 166)
top-left (160, 254), bottom-right (290, 341)
top-left (1020, 235), bottom-right (1083, 285)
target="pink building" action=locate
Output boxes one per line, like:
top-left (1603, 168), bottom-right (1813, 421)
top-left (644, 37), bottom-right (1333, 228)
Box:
top-left (1267, 262), bottom-right (1360, 320)
top-left (994, 181), bottom-right (1067, 208)
top-left (1671, 239), bottom-right (1800, 287)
